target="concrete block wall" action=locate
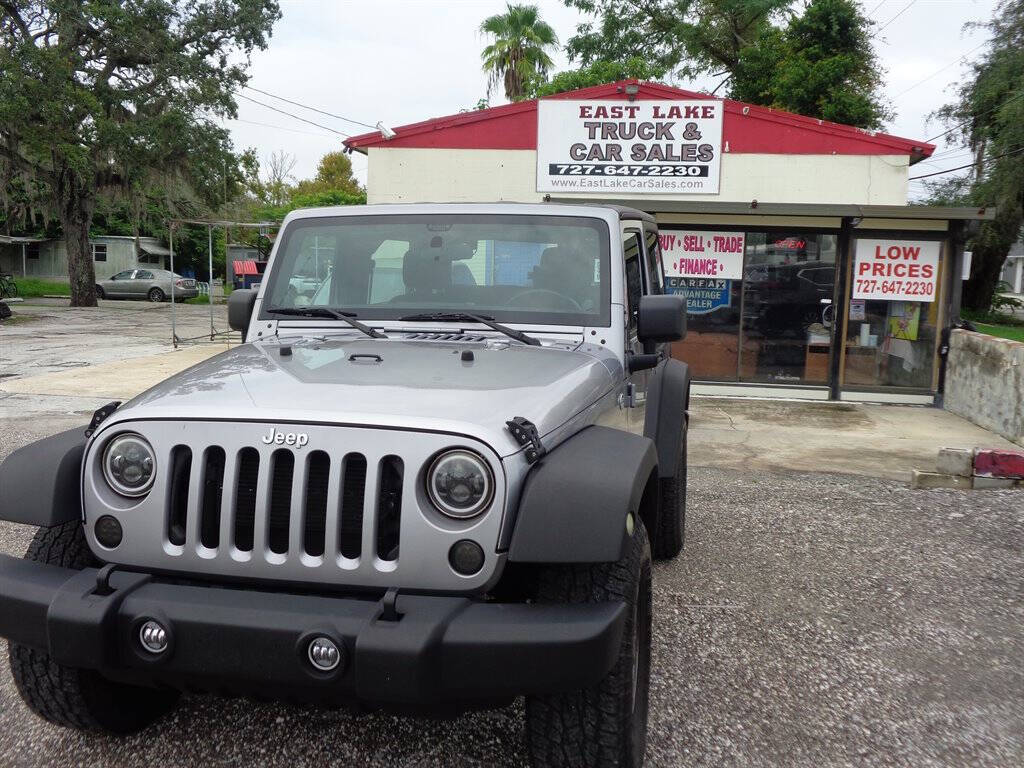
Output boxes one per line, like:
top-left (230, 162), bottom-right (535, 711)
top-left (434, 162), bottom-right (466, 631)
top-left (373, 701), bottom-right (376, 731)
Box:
top-left (944, 330), bottom-right (1024, 446)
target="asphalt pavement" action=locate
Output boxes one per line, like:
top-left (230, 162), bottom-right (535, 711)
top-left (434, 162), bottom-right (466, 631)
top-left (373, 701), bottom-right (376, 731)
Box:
top-left (0, 411), bottom-right (1021, 766)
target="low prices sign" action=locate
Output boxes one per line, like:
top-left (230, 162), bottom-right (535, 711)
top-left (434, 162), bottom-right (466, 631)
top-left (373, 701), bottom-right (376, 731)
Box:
top-left (853, 239), bottom-right (940, 301)
top-left (536, 100), bottom-right (724, 194)
top-left (661, 230), bottom-right (744, 280)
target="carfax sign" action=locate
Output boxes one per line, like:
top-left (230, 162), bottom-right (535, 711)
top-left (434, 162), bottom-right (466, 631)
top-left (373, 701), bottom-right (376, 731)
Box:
top-left (536, 100), bottom-right (724, 194)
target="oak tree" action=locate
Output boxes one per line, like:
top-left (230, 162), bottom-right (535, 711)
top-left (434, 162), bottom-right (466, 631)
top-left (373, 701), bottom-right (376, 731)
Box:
top-left (0, 0), bottom-right (281, 305)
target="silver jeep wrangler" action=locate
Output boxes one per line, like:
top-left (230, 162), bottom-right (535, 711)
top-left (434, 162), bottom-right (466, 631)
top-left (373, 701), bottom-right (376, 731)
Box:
top-left (0, 203), bottom-right (689, 768)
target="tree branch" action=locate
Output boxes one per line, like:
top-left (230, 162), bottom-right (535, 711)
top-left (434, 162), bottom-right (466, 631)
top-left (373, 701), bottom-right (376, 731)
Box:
top-left (0, 137), bottom-right (56, 184)
top-left (0, 1), bottom-right (30, 37)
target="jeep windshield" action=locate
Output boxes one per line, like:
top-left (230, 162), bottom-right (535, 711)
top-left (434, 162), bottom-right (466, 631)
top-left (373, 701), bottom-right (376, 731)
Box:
top-left (261, 213), bottom-right (611, 327)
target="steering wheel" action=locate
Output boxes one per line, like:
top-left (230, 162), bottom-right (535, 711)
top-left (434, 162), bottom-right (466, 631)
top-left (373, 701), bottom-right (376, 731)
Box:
top-left (504, 289), bottom-right (582, 312)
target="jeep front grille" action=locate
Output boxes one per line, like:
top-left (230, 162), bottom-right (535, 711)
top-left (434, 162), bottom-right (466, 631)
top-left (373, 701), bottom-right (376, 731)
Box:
top-left (82, 421), bottom-right (506, 591)
top-left (163, 447), bottom-right (403, 564)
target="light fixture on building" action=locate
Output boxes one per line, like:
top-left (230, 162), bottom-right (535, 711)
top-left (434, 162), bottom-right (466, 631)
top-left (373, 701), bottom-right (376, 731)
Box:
top-left (624, 83), bottom-right (640, 101)
top-left (376, 121), bottom-right (396, 140)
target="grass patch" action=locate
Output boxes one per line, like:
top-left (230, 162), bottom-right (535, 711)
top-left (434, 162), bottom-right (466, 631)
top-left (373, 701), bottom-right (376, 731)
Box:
top-left (971, 322), bottom-right (1024, 342)
top-left (961, 308), bottom-right (1024, 342)
top-left (12, 277), bottom-right (70, 297)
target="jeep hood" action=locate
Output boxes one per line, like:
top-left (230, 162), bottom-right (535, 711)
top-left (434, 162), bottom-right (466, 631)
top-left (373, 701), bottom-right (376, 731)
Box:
top-left (111, 339), bottom-right (622, 456)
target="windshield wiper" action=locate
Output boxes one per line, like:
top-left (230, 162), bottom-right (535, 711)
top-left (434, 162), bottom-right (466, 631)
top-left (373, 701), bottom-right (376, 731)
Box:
top-left (266, 306), bottom-right (387, 340)
top-left (399, 312), bottom-right (541, 347)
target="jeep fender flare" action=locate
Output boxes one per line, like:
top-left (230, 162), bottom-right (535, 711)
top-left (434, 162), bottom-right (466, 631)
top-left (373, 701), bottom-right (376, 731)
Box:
top-left (643, 358), bottom-right (690, 479)
top-left (508, 426), bottom-right (658, 563)
top-left (0, 427), bottom-right (86, 527)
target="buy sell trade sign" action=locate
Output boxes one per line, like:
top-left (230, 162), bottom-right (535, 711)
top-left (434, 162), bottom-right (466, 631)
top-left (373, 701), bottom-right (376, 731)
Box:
top-left (661, 230), bottom-right (744, 280)
top-left (853, 239), bottom-right (940, 302)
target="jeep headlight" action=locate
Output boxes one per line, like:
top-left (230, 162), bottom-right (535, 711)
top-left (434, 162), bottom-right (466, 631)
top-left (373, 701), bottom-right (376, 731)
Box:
top-left (102, 433), bottom-right (156, 497)
top-left (427, 449), bottom-right (493, 519)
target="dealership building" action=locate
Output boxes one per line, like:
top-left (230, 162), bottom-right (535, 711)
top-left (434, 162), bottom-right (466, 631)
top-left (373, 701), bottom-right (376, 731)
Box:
top-left (344, 80), bottom-right (994, 404)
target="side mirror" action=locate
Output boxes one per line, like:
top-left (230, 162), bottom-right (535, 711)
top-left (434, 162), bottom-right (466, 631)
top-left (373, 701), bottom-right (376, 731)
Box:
top-left (637, 294), bottom-right (687, 347)
top-left (228, 289), bottom-right (258, 338)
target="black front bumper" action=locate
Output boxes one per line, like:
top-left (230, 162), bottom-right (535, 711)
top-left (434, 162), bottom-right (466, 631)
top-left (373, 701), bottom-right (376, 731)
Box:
top-left (0, 554), bottom-right (625, 709)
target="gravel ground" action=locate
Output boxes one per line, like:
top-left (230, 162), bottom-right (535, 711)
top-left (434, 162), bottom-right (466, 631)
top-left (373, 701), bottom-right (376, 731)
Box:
top-left (0, 415), bottom-right (1021, 767)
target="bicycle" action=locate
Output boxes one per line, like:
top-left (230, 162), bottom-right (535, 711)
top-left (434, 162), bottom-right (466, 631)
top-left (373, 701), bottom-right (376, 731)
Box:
top-left (0, 273), bottom-right (17, 299)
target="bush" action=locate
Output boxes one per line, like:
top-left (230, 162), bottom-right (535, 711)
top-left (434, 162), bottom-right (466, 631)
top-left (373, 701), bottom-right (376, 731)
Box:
top-left (13, 278), bottom-right (70, 297)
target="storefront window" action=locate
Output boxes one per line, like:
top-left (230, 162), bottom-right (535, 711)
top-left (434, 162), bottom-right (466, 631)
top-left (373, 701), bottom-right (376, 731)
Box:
top-left (841, 237), bottom-right (944, 390)
top-left (740, 234), bottom-right (838, 384)
top-left (663, 228), bottom-right (837, 384)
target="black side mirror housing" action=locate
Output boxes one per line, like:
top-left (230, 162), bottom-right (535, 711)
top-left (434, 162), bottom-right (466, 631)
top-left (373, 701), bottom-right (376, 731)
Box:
top-left (637, 294), bottom-right (687, 348)
top-left (228, 289), bottom-right (258, 337)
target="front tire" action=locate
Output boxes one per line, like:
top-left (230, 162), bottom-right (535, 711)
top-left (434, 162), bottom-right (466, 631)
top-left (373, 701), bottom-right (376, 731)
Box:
top-left (148, 287), bottom-right (165, 302)
top-left (525, 519), bottom-right (653, 768)
top-left (8, 522), bottom-right (179, 733)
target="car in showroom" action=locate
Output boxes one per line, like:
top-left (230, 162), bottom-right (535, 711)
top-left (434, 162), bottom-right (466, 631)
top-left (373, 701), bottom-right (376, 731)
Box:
top-left (0, 202), bottom-right (691, 768)
top-left (95, 268), bottom-right (199, 302)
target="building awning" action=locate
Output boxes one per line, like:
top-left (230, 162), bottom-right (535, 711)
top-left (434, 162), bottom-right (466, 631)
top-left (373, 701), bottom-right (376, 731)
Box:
top-left (546, 198), bottom-right (996, 221)
top-left (0, 235), bottom-right (45, 244)
top-left (140, 242), bottom-right (171, 257)
top-left (233, 259), bottom-right (259, 276)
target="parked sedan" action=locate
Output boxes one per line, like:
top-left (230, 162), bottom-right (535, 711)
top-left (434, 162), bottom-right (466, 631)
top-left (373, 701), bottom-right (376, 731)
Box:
top-left (95, 269), bottom-right (199, 302)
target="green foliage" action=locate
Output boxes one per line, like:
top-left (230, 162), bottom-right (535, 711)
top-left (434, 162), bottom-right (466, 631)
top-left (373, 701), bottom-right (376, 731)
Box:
top-left (933, 0), bottom-right (1024, 312)
top-left (525, 57), bottom-right (665, 99)
top-left (731, 0), bottom-right (890, 129)
top-left (248, 188), bottom-right (367, 223)
top-left (0, 0), bottom-right (281, 306)
top-left (292, 151), bottom-right (362, 197)
top-left (564, 0), bottom-right (887, 128)
top-left (565, 0), bottom-right (788, 78)
top-left (480, 3), bottom-right (559, 101)
top-left (13, 277), bottom-right (69, 297)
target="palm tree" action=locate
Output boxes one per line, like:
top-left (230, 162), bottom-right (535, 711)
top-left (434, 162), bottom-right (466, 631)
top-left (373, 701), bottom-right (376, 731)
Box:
top-left (480, 4), bottom-right (559, 102)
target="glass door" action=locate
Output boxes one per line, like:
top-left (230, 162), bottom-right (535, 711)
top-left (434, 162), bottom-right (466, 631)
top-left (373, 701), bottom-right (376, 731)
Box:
top-left (841, 237), bottom-right (945, 390)
top-left (739, 233), bottom-right (838, 385)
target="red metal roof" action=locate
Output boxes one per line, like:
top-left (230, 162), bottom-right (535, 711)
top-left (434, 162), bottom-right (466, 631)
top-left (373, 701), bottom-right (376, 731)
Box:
top-left (345, 80), bottom-right (934, 159)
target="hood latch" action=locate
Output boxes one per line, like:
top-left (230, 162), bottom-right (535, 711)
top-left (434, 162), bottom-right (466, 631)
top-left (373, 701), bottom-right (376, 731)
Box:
top-left (506, 417), bottom-right (546, 464)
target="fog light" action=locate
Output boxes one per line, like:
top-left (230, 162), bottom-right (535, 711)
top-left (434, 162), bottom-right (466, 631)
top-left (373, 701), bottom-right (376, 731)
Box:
top-left (139, 620), bottom-right (168, 654)
top-left (95, 515), bottom-right (123, 548)
top-left (308, 636), bottom-right (341, 671)
top-left (448, 540), bottom-right (485, 576)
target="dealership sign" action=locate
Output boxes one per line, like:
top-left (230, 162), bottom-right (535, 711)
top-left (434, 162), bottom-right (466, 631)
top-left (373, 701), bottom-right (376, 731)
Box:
top-left (666, 276), bottom-right (731, 314)
top-left (536, 100), bottom-right (724, 194)
top-left (852, 239), bottom-right (940, 301)
top-left (661, 230), bottom-right (744, 280)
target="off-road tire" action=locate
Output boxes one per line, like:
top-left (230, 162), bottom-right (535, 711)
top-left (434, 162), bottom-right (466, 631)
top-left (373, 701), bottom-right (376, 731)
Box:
top-left (95, 285), bottom-right (105, 300)
top-left (653, 411), bottom-right (687, 560)
top-left (147, 287), bottom-right (164, 302)
top-left (525, 519), bottom-right (653, 768)
top-left (8, 522), bottom-right (179, 733)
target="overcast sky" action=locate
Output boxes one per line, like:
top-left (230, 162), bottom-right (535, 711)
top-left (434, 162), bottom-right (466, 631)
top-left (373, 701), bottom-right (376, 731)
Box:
top-left (225, 0), bottom-right (1000, 203)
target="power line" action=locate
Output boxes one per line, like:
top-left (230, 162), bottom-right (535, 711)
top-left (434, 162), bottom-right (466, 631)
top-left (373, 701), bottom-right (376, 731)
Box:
top-left (867, 0), bottom-right (887, 17)
top-left (874, 0), bottom-right (915, 35)
top-left (924, 90), bottom-right (1024, 143)
top-left (243, 86), bottom-right (377, 131)
top-left (891, 39), bottom-right (987, 98)
top-left (907, 145), bottom-right (1024, 180)
top-left (234, 117), bottom-right (337, 138)
top-left (236, 93), bottom-right (350, 137)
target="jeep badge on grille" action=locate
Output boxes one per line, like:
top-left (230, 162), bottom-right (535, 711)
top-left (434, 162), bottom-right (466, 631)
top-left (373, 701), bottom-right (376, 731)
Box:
top-left (261, 427), bottom-right (309, 448)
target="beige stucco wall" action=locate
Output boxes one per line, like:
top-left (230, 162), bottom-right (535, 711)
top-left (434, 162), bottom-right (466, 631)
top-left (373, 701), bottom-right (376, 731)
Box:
top-left (366, 147), bottom-right (910, 206)
top-left (944, 330), bottom-right (1024, 446)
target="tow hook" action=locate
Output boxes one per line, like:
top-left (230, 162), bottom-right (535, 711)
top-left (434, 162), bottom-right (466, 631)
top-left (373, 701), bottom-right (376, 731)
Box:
top-left (379, 587), bottom-right (402, 622)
